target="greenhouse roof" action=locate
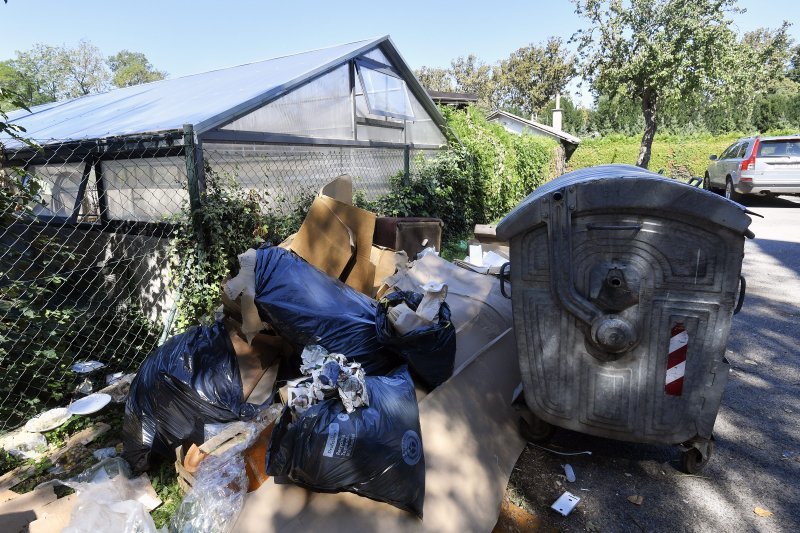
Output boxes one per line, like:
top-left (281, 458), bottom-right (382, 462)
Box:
top-left (2, 36), bottom-right (443, 148)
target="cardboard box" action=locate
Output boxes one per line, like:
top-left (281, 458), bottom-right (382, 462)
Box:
top-left (370, 245), bottom-right (402, 298)
top-left (289, 195), bottom-right (377, 296)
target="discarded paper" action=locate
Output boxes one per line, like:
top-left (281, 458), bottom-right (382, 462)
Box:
top-left (290, 345), bottom-right (369, 414)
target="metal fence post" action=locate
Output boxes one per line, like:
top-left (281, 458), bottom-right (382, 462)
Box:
top-left (403, 144), bottom-right (410, 185)
top-left (183, 124), bottom-right (205, 249)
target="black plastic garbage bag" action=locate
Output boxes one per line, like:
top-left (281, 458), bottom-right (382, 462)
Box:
top-left (376, 291), bottom-right (456, 389)
top-left (267, 366), bottom-right (425, 517)
top-left (254, 245), bottom-right (399, 376)
top-left (122, 321), bottom-right (256, 472)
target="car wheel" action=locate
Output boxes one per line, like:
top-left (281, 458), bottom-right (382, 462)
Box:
top-left (725, 178), bottom-right (743, 202)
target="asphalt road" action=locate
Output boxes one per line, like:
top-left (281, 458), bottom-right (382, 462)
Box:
top-left (508, 194), bottom-right (800, 532)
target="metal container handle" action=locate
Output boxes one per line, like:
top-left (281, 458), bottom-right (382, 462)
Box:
top-left (500, 262), bottom-right (511, 299)
top-left (734, 275), bottom-right (746, 314)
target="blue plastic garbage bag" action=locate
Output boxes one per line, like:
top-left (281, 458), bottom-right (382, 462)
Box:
top-left (122, 321), bottom-right (256, 472)
top-left (267, 366), bottom-right (425, 517)
top-left (375, 290), bottom-right (456, 388)
top-left (253, 245), bottom-right (399, 376)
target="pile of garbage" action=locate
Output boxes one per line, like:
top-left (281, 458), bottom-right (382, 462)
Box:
top-left (115, 176), bottom-right (464, 529)
top-left (1, 176), bottom-right (522, 533)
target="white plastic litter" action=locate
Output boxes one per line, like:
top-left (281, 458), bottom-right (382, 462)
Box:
top-left (61, 460), bottom-right (160, 533)
top-left (93, 447), bottom-right (118, 460)
top-left (563, 463), bottom-right (576, 482)
top-left (0, 430), bottom-right (48, 459)
top-left (223, 248), bottom-right (261, 343)
top-left (71, 361), bottom-right (106, 373)
top-left (24, 407), bottom-right (71, 433)
top-left (68, 393), bottom-right (112, 415)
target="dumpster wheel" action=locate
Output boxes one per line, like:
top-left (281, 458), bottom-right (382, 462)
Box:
top-left (518, 412), bottom-right (556, 443)
top-left (679, 436), bottom-right (715, 474)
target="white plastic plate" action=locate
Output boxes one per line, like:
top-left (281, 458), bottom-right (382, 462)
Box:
top-left (24, 407), bottom-right (71, 433)
top-left (67, 393), bottom-right (112, 415)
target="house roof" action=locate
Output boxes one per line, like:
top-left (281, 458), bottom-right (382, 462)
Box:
top-left (427, 90), bottom-right (478, 107)
top-left (2, 36), bottom-right (446, 148)
top-left (486, 109), bottom-right (581, 146)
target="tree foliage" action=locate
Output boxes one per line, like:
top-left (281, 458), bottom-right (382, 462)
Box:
top-left (449, 54), bottom-right (496, 109)
top-left (413, 66), bottom-right (453, 92)
top-left (415, 40), bottom-right (575, 117)
top-left (573, 0), bottom-right (742, 168)
top-left (1, 40), bottom-right (166, 109)
top-left (495, 38), bottom-right (576, 117)
top-left (109, 50), bottom-right (167, 88)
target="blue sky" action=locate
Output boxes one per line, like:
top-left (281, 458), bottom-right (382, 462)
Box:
top-left (1, 0), bottom-right (798, 104)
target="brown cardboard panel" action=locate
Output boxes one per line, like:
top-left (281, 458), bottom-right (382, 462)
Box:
top-left (0, 489), bottom-right (19, 503)
top-left (291, 198), bottom-right (354, 280)
top-left (234, 329), bottom-right (525, 533)
top-left (319, 175), bottom-right (353, 205)
top-left (27, 494), bottom-right (79, 533)
top-left (370, 245), bottom-right (400, 298)
top-left (289, 195), bottom-right (377, 295)
top-left (0, 485), bottom-right (56, 532)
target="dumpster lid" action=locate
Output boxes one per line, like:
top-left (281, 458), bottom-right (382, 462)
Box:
top-left (496, 165), bottom-right (753, 240)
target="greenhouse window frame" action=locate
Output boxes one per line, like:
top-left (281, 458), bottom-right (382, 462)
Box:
top-left (354, 58), bottom-right (415, 121)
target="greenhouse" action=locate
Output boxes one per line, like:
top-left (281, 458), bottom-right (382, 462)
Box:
top-left (0, 36), bottom-right (448, 428)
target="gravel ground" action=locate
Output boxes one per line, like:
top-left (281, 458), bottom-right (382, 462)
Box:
top-left (508, 194), bottom-right (800, 532)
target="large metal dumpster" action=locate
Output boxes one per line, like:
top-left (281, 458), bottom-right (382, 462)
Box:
top-left (496, 165), bottom-right (753, 472)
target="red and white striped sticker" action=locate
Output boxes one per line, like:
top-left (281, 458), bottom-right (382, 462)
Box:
top-left (665, 323), bottom-right (688, 396)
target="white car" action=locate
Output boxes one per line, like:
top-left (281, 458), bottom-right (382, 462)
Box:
top-left (704, 135), bottom-right (800, 201)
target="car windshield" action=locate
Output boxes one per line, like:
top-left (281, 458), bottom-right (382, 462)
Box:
top-left (757, 139), bottom-right (800, 158)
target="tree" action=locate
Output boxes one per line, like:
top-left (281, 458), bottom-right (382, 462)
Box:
top-left (7, 41), bottom-right (110, 104)
top-left (62, 40), bottom-right (111, 97)
top-left (789, 45), bottom-right (800, 84)
top-left (413, 66), bottom-right (453, 92)
top-left (496, 38), bottom-right (576, 117)
top-left (573, 0), bottom-right (742, 168)
top-left (741, 22), bottom-right (794, 89)
top-left (449, 55), bottom-right (497, 109)
top-left (108, 50), bottom-right (167, 88)
top-left (9, 43), bottom-right (68, 105)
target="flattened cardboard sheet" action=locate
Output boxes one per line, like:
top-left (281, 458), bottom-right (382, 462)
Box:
top-left (290, 195), bottom-right (376, 295)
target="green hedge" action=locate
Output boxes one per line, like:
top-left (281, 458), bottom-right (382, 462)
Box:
top-left (566, 133), bottom-right (745, 178)
top-left (444, 106), bottom-right (558, 221)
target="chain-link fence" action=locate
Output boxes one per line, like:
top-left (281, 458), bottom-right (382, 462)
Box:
top-left (1, 134), bottom-right (424, 430)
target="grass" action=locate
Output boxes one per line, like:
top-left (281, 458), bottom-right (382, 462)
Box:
top-left (149, 459), bottom-right (183, 529)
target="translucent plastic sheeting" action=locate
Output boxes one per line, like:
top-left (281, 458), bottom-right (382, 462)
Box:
top-left (1, 39), bottom-right (378, 147)
top-left (362, 47), bottom-right (392, 66)
top-left (357, 124), bottom-right (405, 144)
top-left (202, 144), bottom-right (406, 206)
top-left (101, 157), bottom-right (187, 221)
top-left (27, 163), bottom-right (86, 218)
top-left (222, 65), bottom-right (352, 139)
top-left (357, 64), bottom-right (414, 120)
top-left (405, 91), bottom-right (447, 147)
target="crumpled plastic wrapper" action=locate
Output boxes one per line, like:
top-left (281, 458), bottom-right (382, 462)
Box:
top-left (60, 457), bottom-right (161, 533)
top-left (170, 452), bottom-right (248, 533)
top-left (289, 345), bottom-right (369, 414)
top-left (171, 410), bottom-right (279, 533)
